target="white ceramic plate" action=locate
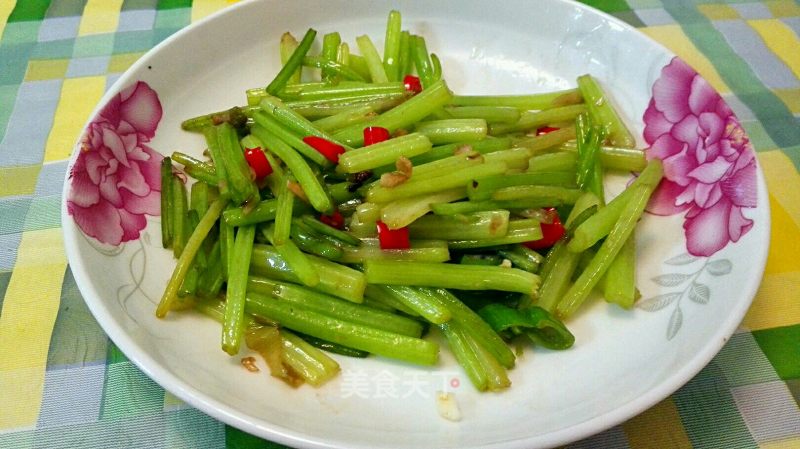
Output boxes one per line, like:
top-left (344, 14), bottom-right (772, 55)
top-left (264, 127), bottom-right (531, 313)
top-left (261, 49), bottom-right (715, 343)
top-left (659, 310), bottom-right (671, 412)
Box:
top-left (62, 1), bottom-right (770, 448)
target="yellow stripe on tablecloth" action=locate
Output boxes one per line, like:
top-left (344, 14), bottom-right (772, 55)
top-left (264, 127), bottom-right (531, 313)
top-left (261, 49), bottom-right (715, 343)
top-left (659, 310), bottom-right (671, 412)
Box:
top-left (640, 25), bottom-right (731, 95)
top-left (0, 229), bottom-right (67, 430)
top-left (760, 437), bottom-right (800, 449)
top-left (43, 76), bottom-right (105, 163)
top-left (697, 4), bottom-right (740, 20)
top-left (191, 0), bottom-right (237, 23)
top-left (78, 0), bottom-right (123, 36)
top-left (764, 0), bottom-right (800, 18)
top-left (741, 151), bottom-right (800, 330)
top-left (0, 0), bottom-right (16, 41)
top-left (744, 271), bottom-right (800, 330)
top-left (763, 194), bottom-right (800, 275)
top-left (0, 165), bottom-right (41, 197)
top-left (757, 151), bottom-right (800, 226)
top-left (623, 397), bottom-right (693, 449)
top-left (774, 88), bottom-right (800, 114)
top-left (748, 19), bottom-right (800, 80)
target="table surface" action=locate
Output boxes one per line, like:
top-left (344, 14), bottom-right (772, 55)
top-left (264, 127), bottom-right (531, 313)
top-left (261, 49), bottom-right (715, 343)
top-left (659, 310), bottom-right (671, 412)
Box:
top-left (1, 1), bottom-right (799, 448)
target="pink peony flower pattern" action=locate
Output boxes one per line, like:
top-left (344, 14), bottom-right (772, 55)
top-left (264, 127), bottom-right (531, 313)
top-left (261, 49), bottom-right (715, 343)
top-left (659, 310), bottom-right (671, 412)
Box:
top-left (643, 58), bottom-right (757, 257)
top-left (68, 81), bottom-right (164, 245)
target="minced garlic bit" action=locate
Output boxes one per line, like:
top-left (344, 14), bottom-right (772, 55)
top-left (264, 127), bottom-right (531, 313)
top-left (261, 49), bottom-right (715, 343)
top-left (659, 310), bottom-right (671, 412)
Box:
top-left (500, 259), bottom-right (512, 268)
top-left (286, 180), bottom-right (308, 201)
top-left (435, 391), bottom-right (462, 422)
top-left (380, 171), bottom-right (409, 188)
top-left (241, 356), bottom-right (260, 373)
top-left (396, 156), bottom-right (413, 177)
top-left (453, 144), bottom-right (474, 156)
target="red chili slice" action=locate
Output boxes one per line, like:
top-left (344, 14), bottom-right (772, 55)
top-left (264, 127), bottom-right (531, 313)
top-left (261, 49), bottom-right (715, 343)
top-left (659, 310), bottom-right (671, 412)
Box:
top-left (243, 147), bottom-right (273, 180)
top-left (303, 136), bottom-right (346, 163)
top-left (376, 220), bottom-right (410, 250)
top-left (403, 75), bottom-right (422, 94)
top-left (523, 208), bottom-right (565, 250)
top-left (536, 126), bottom-right (560, 136)
top-left (319, 210), bottom-right (345, 230)
top-left (363, 126), bottom-right (391, 146)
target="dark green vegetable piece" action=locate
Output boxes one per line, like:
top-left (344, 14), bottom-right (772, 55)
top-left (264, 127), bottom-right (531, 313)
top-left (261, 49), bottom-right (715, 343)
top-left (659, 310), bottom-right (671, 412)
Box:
top-left (295, 333), bottom-right (369, 358)
top-left (267, 28), bottom-right (317, 95)
top-left (478, 303), bottom-right (574, 350)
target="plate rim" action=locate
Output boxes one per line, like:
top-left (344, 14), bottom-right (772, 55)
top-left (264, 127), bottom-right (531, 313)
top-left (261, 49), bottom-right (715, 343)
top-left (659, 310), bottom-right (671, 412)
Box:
top-left (60, 0), bottom-right (772, 448)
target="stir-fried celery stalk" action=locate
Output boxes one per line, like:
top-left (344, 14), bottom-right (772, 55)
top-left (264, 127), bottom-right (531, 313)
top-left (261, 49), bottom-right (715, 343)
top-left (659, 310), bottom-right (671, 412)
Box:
top-left (497, 245), bottom-right (543, 273)
top-left (414, 119), bottom-right (488, 145)
top-left (536, 241), bottom-right (580, 312)
top-left (216, 123), bottom-right (260, 206)
top-left (489, 104), bottom-right (587, 136)
top-left (267, 28), bottom-right (316, 95)
top-left (367, 161), bottom-right (507, 203)
top-left (300, 215), bottom-right (362, 246)
top-left (225, 200), bottom-right (277, 227)
top-left (557, 160), bottom-right (663, 318)
top-left (262, 225), bottom-right (320, 288)
top-left (380, 188), bottom-right (466, 229)
top-left (513, 126), bottom-right (577, 154)
top-left (258, 96), bottom-right (350, 149)
top-left (356, 34), bottom-right (389, 83)
top-left (303, 56), bottom-right (367, 82)
top-left (602, 234), bottom-right (637, 309)
top-left (399, 31), bottom-right (412, 78)
top-left (171, 152), bottom-right (218, 186)
top-left (273, 179), bottom-right (294, 246)
top-left (406, 137), bottom-right (512, 168)
top-left (431, 288), bottom-right (515, 369)
top-left (451, 88), bottom-right (582, 110)
top-left (372, 285), bottom-right (452, 324)
top-left (577, 74), bottom-right (636, 148)
top-left (334, 79), bottom-right (454, 146)
top-left (245, 292), bottom-right (439, 365)
top-left (337, 133), bottom-right (432, 174)
top-left (181, 106), bottom-right (250, 133)
top-left (250, 244), bottom-right (366, 303)
top-left (202, 126), bottom-right (229, 197)
top-left (160, 158), bottom-right (174, 248)
top-left (171, 177), bottom-right (188, 258)
top-left (280, 330), bottom-right (341, 386)
top-left (439, 322), bottom-right (492, 391)
top-left (280, 32), bottom-right (301, 85)
top-left (341, 239), bottom-right (450, 263)
top-left (383, 10), bottom-right (402, 81)
top-left (364, 260), bottom-right (540, 296)
top-left (312, 104), bottom-right (376, 132)
top-left (321, 32), bottom-right (341, 82)
top-left (527, 152), bottom-right (577, 173)
top-left (289, 220), bottom-right (344, 261)
top-left (491, 185), bottom-right (583, 205)
top-left (558, 141), bottom-right (647, 172)
top-left (250, 125), bottom-right (333, 214)
top-left (445, 106), bottom-right (520, 124)
top-left (468, 172), bottom-right (578, 201)
top-left (157, 197), bottom-right (229, 318)
top-left (568, 160), bottom-right (663, 252)
top-left (447, 218), bottom-right (543, 249)
top-left (407, 211), bottom-right (509, 240)
top-left (222, 224), bottom-right (256, 355)
top-left (280, 81), bottom-right (406, 101)
top-left (345, 53), bottom-right (371, 80)
top-left (252, 110), bottom-right (331, 167)
top-left (575, 113), bottom-right (605, 202)
top-left (247, 277), bottom-right (423, 337)
top-left (411, 35), bottom-right (435, 87)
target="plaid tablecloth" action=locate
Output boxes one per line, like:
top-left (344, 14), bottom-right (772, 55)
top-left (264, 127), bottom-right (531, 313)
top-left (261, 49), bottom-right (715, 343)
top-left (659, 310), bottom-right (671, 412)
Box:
top-left (1, 1), bottom-right (798, 448)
